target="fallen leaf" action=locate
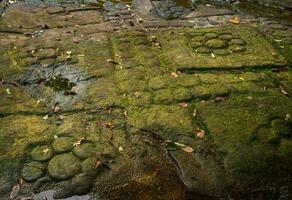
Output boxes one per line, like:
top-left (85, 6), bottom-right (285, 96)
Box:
top-left (10, 184), bottom-right (20, 199)
top-left (18, 177), bottom-right (24, 187)
top-left (118, 146), bottom-right (124, 151)
top-left (179, 102), bottom-right (188, 107)
top-left (285, 114), bottom-right (291, 121)
top-left (52, 103), bottom-right (60, 113)
top-left (107, 59), bottom-right (118, 64)
top-left (195, 129), bottom-right (205, 139)
top-left (42, 115), bottom-right (49, 120)
top-left (20, 197), bottom-right (33, 200)
top-left (193, 109), bottom-right (197, 117)
top-left (95, 160), bottom-right (102, 169)
top-left (239, 77), bottom-right (245, 81)
top-left (229, 17), bottom-right (240, 24)
top-left (174, 142), bottom-right (186, 148)
top-left (215, 96), bottom-right (225, 102)
top-left (211, 52), bottom-right (215, 58)
top-left (73, 38), bottom-right (79, 43)
top-left (171, 72), bottom-right (179, 78)
top-left (54, 135), bottom-right (59, 139)
top-left (101, 121), bottom-right (113, 128)
top-left (6, 88), bottom-right (12, 95)
top-left (134, 91), bottom-right (141, 98)
top-left (73, 137), bottom-right (86, 147)
top-left (280, 86), bottom-right (289, 96)
top-left (65, 50), bottom-right (72, 55)
top-left (181, 146), bottom-right (194, 153)
top-left (124, 110), bottom-right (128, 117)
top-left (42, 148), bottom-right (50, 154)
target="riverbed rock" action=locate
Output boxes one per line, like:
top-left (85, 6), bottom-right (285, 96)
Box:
top-left (73, 143), bottom-right (96, 159)
top-left (31, 145), bottom-right (54, 161)
top-left (48, 154), bottom-right (81, 180)
top-left (204, 39), bottom-right (228, 49)
top-left (52, 137), bottom-right (74, 154)
top-left (22, 162), bottom-right (45, 182)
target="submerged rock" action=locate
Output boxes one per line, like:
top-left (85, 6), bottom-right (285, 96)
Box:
top-left (52, 137), bottom-right (74, 154)
top-left (31, 145), bottom-right (54, 161)
top-left (22, 162), bottom-right (45, 182)
top-left (73, 143), bottom-right (96, 159)
top-left (48, 154), bottom-right (81, 180)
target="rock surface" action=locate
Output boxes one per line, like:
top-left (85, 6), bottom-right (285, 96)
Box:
top-left (0, 0), bottom-right (291, 199)
top-left (48, 154), bottom-right (81, 180)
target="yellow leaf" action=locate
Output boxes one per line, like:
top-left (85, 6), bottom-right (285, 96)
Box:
top-left (181, 146), bottom-right (194, 153)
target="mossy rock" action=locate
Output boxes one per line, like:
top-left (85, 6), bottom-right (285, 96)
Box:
top-left (196, 47), bottom-right (211, 54)
top-left (204, 39), bottom-right (228, 49)
top-left (204, 32), bottom-right (218, 40)
top-left (22, 162), bottom-right (45, 182)
top-left (48, 154), bottom-right (81, 180)
top-left (73, 143), bottom-right (96, 159)
top-left (31, 145), bottom-right (54, 161)
top-left (228, 45), bottom-right (246, 53)
top-left (271, 119), bottom-right (290, 137)
top-left (52, 137), bottom-right (74, 154)
top-left (82, 157), bottom-right (100, 177)
top-left (229, 39), bottom-right (247, 46)
top-left (173, 88), bottom-right (192, 102)
top-left (190, 41), bottom-right (202, 49)
top-left (213, 49), bottom-right (230, 56)
top-left (153, 89), bottom-right (173, 104)
top-left (219, 34), bottom-right (233, 41)
top-left (191, 36), bottom-right (205, 42)
top-left (71, 173), bottom-right (93, 195)
top-left (148, 76), bottom-right (173, 90)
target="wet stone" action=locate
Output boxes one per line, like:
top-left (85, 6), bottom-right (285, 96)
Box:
top-left (73, 143), bottom-right (96, 160)
top-left (31, 145), bottom-right (54, 161)
top-left (228, 45), bottom-right (246, 53)
top-left (229, 39), bottom-right (247, 46)
top-left (48, 154), bottom-right (81, 180)
top-left (22, 162), bottom-right (45, 182)
top-left (52, 137), bottom-right (74, 154)
top-left (204, 39), bottom-right (228, 49)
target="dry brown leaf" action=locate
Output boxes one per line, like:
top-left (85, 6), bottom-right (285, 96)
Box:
top-left (181, 146), bottom-right (194, 153)
top-left (10, 184), bottom-right (20, 199)
top-left (52, 103), bottom-right (60, 113)
top-left (42, 148), bottom-right (50, 154)
top-left (95, 160), bottom-right (102, 169)
top-left (20, 197), bottom-right (33, 200)
top-left (73, 137), bottom-right (86, 147)
top-left (134, 91), bottom-right (141, 98)
top-left (193, 109), bottom-right (197, 117)
top-left (280, 86), bottom-right (289, 96)
top-left (215, 96), bottom-right (225, 102)
top-left (101, 121), bottom-right (113, 128)
top-left (171, 72), bottom-right (179, 78)
top-left (107, 59), bottom-right (118, 64)
top-left (18, 177), bottom-right (24, 187)
top-left (179, 102), bottom-right (188, 107)
top-left (195, 129), bottom-right (205, 139)
top-left (229, 17), bottom-right (240, 24)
